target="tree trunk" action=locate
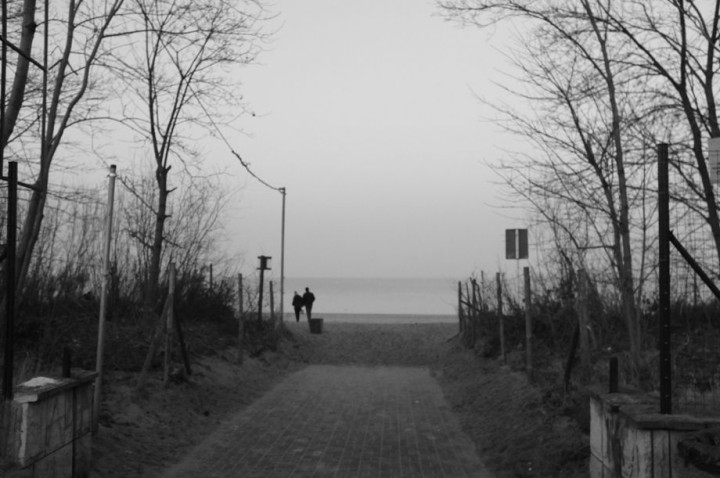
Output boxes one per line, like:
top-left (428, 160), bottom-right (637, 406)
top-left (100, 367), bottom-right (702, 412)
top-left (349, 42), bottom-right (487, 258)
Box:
top-left (584, 0), bottom-right (640, 360)
top-left (147, 165), bottom-right (169, 308)
top-left (575, 268), bottom-right (591, 366)
top-left (2, 0), bottom-right (37, 147)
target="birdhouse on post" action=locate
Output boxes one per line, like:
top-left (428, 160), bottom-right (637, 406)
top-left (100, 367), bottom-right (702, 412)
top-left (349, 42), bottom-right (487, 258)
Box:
top-left (258, 255), bottom-right (271, 271)
top-left (257, 256), bottom-right (272, 325)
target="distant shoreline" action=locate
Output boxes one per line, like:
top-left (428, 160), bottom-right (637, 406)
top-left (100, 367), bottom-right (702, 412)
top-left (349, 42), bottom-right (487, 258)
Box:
top-left (283, 277), bottom-right (458, 316)
top-left (283, 312), bottom-right (457, 324)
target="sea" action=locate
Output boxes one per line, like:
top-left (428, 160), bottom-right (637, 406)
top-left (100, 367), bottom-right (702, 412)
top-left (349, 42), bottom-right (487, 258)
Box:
top-left (283, 277), bottom-right (458, 323)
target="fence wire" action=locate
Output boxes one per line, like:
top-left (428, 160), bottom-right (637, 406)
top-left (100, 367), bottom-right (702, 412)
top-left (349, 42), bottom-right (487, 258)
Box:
top-left (666, 153), bottom-right (720, 416)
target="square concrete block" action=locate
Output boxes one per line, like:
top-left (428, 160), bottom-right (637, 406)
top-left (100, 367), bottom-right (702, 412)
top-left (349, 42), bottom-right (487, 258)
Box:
top-left (8, 372), bottom-right (96, 475)
top-left (652, 429), bottom-right (671, 478)
top-left (13, 401), bottom-right (47, 466)
top-left (4, 466), bottom-right (33, 478)
top-left (33, 442), bottom-right (72, 478)
top-left (590, 397), bottom-right (604, 460)
top-left (589, 453), bottom-right (605, 478)
top-left (603, 410), bottom-right (616, 473)
top-left (75, 388), bottom-right (93, 436)
top-left (44, 392), bottom-right (73, 452)
top-left (619, 417), bottom-right (652, 478)
top-left (635, 428), bottom-right (653, 477)
top-left (73, 433), bottom-right (92, 478)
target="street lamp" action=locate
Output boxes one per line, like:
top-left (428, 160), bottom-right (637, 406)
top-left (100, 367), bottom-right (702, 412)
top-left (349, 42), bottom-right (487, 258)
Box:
top-left (279, 187), bottom-right (286, 326)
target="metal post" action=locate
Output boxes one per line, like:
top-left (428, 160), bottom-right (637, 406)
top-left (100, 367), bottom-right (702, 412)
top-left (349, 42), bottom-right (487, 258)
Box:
top-left (93, 164), bottom-right (116, 433)
top-left (237, 273), bottom-right (244, 365)
top-left (609, 357), bottom-right (619, 393)
top-left (269, 280), bottom-right (275, 322)
top-left (1, 0), bottom-right (6, 175)
top-left (3, 161), bottom-right (17, 401)
top-left (524, 266), bottom-right (532, 377)
top-left (497, 272), bottom-right (505, 365)
top-left (209, 263), bottom-right (213, 294)
top-left (62, 347), bottom-right (72, 378)
top-left (471, 279), bottom-right (478, 348)
top-left (658, 143), bottom-right (672, 414)
top-left (257, 269), bottom-right (264, 326)
top-left (280, 187), bottom-right (286, 326)
top-left (257, 256), bottom-right (271, 325)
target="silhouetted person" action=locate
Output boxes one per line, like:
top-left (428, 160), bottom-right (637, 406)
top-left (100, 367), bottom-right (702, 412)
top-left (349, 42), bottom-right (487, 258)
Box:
top-left (292, 291), bottom-right (303, 322)
top-left (303, 287), bottom-right (316, 320)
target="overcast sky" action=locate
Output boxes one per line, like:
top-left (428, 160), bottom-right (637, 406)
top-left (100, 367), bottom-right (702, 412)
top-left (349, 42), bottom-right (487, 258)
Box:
top-left (221, 0), bottom-right (526, 279)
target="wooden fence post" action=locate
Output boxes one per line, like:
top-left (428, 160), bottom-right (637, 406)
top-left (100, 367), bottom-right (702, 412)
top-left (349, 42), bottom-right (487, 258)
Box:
top-left (174, 311), bottom-right (191, 376)
top-left (163, 263), bottom-right (176, 387)
top-left (471, 278), bottom-right (478, 348)
top-left (576, 268), bottom-right (591, 366)
top-left (137, 280), bottom-right (172, 391)
top-left (457, 281), bottom-right (463, 335)
top-left (524, 266), bottom-right (532, 377)
top-left (238, 274), bottom-right (244, 365)
top-left (497, 272), bottom-right (506, 364)
top-left (464, 282), bottom-right (472, 346)
top-left (481, 271), bottom-right (487, 312)
top-left (269, 280), bottom-right (275, 323)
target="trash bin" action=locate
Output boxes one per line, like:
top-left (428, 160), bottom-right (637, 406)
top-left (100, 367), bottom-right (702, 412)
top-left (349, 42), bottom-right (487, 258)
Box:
top-left (309, 318), bottom-right (323, 334)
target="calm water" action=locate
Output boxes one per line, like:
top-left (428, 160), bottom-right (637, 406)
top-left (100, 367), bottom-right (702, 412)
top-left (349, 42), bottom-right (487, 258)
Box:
top-left (284, 277), bottom-right (458, 316)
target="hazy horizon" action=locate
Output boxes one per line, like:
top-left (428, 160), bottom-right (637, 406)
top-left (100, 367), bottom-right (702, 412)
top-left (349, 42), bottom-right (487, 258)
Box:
top-left (222, 0), bottom-right (528, 281)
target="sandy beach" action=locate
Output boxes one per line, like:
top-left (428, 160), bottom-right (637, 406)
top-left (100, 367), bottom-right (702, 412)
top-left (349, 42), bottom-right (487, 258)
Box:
top-left (283, 319), bottom-right (458, 366)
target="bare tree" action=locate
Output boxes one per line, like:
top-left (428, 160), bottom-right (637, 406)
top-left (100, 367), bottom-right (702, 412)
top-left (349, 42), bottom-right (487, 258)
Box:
top-left (438, 0), bottom-right (656, 360)
top-left (117, 169), bottom-right (232, 295)
top-left (2, 0), bottom-right (127, 303)
top-left (596, 1), bottom-right (720, 271)
top-left (101, 0), bottom-right (265, 308)
top-left (2, 0), bottom-right (38, 148)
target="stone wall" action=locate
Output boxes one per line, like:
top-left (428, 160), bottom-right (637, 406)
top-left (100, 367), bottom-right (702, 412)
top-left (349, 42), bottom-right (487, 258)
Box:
top-left (2, 371), bottom-right (96, 478)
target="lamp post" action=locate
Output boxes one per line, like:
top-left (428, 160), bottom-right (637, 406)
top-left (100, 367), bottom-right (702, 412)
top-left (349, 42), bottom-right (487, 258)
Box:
top-left (257, 255), bottom-right (271, 325)
top-left (279, 187), bottom-right (286, 326)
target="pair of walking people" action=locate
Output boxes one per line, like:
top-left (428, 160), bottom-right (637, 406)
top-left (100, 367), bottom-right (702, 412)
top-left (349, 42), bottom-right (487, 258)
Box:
top-left (292, 287), bottom-right (316, 322)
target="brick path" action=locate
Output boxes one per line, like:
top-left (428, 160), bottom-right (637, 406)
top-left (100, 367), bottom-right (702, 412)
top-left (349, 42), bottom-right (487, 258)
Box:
top-left (160, 365), bottom-right (493, 478)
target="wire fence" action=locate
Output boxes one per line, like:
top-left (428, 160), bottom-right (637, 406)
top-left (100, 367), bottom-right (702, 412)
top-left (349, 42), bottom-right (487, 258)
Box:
top-left (667, 148), bottom-right (720, 416)
top-left (457, 175), bottom-right (720, 418)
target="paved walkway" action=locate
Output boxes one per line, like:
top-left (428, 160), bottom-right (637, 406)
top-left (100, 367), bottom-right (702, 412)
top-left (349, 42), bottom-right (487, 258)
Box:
top-left (160, 365), bottom-right (493, 478)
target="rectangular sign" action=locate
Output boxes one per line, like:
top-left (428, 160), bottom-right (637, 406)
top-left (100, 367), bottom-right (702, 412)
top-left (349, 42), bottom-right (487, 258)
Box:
top-left (505, 229), bottom-right (528, 259)
top-left (518, 228), bottom-right (528, 259)
top-left (505, 229), bottom-right (516, 259)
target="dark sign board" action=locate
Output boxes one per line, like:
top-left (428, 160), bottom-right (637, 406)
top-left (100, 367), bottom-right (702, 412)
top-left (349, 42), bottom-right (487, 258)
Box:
top-left (505, 229), bottom-right (528, 259)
